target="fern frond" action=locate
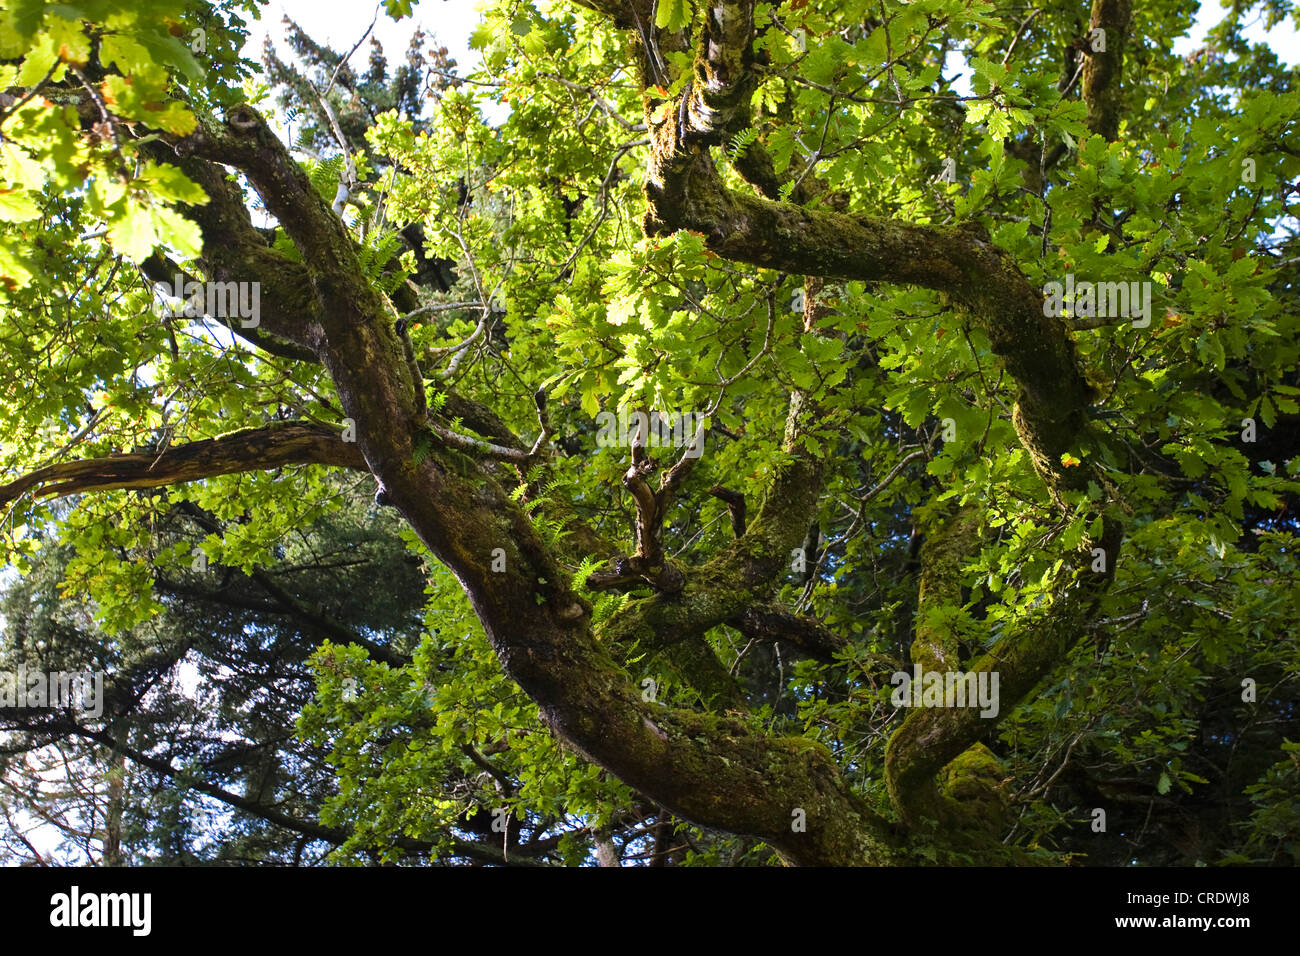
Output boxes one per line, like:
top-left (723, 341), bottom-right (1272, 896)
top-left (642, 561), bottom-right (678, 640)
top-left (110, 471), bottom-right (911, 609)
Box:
top-left (570, 554), bottom-right (602, 592)
top-left (726, 127), bottom-right (759, 162)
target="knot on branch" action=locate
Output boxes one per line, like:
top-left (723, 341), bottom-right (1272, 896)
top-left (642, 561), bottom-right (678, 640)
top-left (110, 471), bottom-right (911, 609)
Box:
top-left (226, 104), bottom-right (264, 133)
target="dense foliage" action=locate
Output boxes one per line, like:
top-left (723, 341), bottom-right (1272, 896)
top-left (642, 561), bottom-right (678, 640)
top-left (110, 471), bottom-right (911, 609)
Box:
top-left (0, 0), bottom-right (1297, 865)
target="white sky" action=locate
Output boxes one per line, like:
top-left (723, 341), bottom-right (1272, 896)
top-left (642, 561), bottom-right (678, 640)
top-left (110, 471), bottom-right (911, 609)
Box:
top-left (1174, 0), bottom-right (1299, 60)
top-left (247, 0), bottom-right (488, 84)
top-left (243, 0), bottom-right (1299, 127)
top-left (243, 0), bottom-right (1299, 85)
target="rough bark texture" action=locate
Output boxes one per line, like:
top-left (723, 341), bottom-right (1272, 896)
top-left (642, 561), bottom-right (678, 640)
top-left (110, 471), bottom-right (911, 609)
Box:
top-left (0, 422), bottom-right (363, 506)
top-left (885, 514), bottom-right (1124, 827)
top-left (1, 0), bottom-right (1146, 864)
top-left (911, 510), bottom-right (984, 674)
top-left (1083, 0), bottom-right (1134, 141)
top-left (166, 105), bottom-right (900, 865)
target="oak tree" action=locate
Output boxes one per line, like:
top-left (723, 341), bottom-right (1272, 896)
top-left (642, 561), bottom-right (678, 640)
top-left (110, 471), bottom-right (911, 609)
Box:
top-left (1, 0), bottom-right (1297, 865)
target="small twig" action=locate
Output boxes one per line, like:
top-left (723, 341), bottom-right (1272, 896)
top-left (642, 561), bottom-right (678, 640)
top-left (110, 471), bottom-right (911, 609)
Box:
top-left (656, 418), bottom-right (706, 499)
top-left (1002, 9), bottom-right (1042, 66)
top-left (855, 450), bottom-right (928, 505)
top-left (541, 74), bottom-right (645, 132)
top-left (400, 301), bottom-right (483, 322)
top-left (427, 422), bottom-right (536, 464)
top-left (555, 139), bottom-right (647, 281)
top-left (1059, 58), bottom-right (1087, 99)
top-left (68, 66), bottom-right (130, 183)
top-left (322, 3), bottom-right (382, 97)
top-left (1069, 314), bottom-right (1133, 331)
top-left (0, 60), bottom-right (61, 127)
top-left (528, 386), bottom-right (552, 457)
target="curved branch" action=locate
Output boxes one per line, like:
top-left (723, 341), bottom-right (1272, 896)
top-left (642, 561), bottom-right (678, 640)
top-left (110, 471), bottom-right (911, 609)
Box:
top-left (709, 485), bottom-right (746, 537)
top-left (729, 604), bottom-right (848, 662)
top-left (884, 516), bottom-right (1124, 825)
top-left (139, 251), bottom-right (321, 364)
top-left (578, 0), bottom-right (1132, 838)
top-left (139, 141), bottom-right (329, 357)
top-left (646, 155), bottom-right (1096, 496)
top-left (169, 99), bottom-right (898, 865)
top-left (0, 422), bottom-right (365, 507)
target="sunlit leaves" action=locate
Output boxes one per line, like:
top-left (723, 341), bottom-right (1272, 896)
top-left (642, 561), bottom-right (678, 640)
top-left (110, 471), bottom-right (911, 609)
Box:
top-left (654, 0), bottom-right (692, 32)
top-left (0, 0), bottom-right (1297, 866)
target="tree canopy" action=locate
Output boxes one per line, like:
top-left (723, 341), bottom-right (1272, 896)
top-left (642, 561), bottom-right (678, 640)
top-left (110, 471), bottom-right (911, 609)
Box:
top-left (0, 0), bottom-right (1297, 866)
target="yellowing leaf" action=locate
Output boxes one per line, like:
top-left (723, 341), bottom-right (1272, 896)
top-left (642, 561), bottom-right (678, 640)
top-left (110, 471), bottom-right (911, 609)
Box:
top-left (0, 142), bottom-right (45, 190)
top-left (0, 239), bottom-right (34, 288)
top-left (150, 205), bottom-right (203, 259)
top-left (0, 186), bottom-right (40, 222)
top-left (107, 202), bottom-right (158, 262)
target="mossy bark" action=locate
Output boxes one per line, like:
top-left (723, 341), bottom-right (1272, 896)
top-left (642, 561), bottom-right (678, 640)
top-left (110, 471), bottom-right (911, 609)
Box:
top-left (171, 106), bottom-right (901, 866)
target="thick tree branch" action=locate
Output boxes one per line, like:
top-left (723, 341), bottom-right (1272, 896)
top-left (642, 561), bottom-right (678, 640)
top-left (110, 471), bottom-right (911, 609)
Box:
top-left (729, 605), bottom-right (848, 662)
top-left (0, 422), bottom-right (364, 507)
top-left (140, 140), bottom-right (329, 357)
top-left (678, 1), bottom-right (760, 145)
top-left (167, 101), bottom-right (896, 864)
top-left (139, 251), bottom-right (321, 364)
top-left (1082, 0), bottom-right (1133, 141)
top-left (884, 516), bottom-right (1124, 825)
top-left (573, 0), bottom-right (1133, 840)
top-left (646, 155), bottom-right (1097, 497)
top-left (708, 485), bottom-right (746, 537)
top-left (910, 509), bottom-right (980, 673)
top-left (598, 385), bottom-right (829, 652)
